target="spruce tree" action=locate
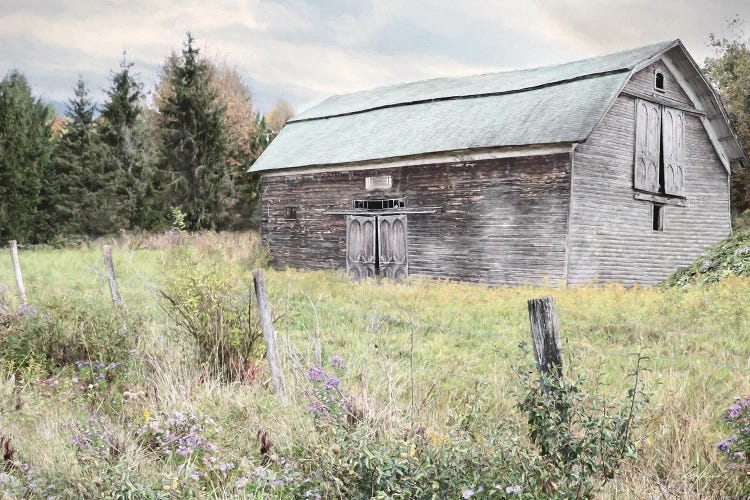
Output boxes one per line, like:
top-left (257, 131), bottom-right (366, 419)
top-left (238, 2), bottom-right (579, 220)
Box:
top-left (0, 71), bottom-right (54, 243)
top-left (51, 78), bottom-right (120, 237)
top-left (158, 33), bottom-right (232, 230)
top-left (101, 56), bottom-right (165, 231)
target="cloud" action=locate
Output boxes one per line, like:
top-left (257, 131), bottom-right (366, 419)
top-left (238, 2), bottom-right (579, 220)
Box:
top-left (1, 0), bottom-right (748, 115)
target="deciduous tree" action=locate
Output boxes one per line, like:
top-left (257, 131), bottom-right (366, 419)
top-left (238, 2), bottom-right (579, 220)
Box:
top-left (705, 18), bottom-right (750, 213)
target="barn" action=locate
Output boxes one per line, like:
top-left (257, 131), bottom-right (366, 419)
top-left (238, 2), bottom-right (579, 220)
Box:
top-left (250, 40), bottom-right (747, 286)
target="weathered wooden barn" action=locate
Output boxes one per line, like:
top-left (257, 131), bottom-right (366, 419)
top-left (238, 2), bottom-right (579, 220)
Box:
top-left (250, 40), bottom-right (747, 286)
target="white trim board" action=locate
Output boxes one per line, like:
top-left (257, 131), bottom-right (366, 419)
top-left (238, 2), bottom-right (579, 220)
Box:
top-left (261, 144), bottom-right (576, 177)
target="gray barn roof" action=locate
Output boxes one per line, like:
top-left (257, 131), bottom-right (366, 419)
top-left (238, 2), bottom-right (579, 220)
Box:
top-left (251, 40), bottom-right (747, 173)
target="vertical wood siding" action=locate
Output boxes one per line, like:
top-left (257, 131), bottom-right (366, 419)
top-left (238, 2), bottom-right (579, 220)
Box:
top-left (567, 88), bottom-right (730, 285)
top-left (261, 154), bottom-right (571, 285)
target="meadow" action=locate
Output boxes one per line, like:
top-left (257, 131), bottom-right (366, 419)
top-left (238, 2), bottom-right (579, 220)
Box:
top-left (0, 231), bottom-right (748, 498)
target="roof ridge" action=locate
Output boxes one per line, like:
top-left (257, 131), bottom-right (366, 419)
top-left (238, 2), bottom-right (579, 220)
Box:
top-left (291, 39), bottom-right (677, 123)
top-left (289, 67), bottom-right (633, 124)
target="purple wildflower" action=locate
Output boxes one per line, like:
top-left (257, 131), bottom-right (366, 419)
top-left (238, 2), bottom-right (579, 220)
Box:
top-left (306, 366), bottom-right (326, 383)
top-left (717, 439), bottom-right (731, 453)
top-left (732, 451), bottom-right (745, 460)
top-left (506, 485), bottom-right (523, 494)
top-left (323, 375), bottom-right (341, 391)
top-left (728, 404), bottom-right (742, 419)
top-left (462, 489), bottom-right (474, 499)
top-left (330, 356), bottom-right (346, 370)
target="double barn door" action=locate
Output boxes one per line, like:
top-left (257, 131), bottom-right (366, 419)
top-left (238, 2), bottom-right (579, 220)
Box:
top-left (346, 215), bottom-right (408, 280)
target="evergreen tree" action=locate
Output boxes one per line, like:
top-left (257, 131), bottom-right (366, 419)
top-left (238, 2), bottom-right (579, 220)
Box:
top-left (51, 78), bottom-right (120, 237)
top-left (157, 33), bottom-right (232, 230)
top-left (0, 70), bottom-right (54, 243)
top-left (101, 56), bottom-right (165, 231)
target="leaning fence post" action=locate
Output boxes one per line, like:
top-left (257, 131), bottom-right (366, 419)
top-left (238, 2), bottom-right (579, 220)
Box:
top-left (102, 245), bottom-right (123, 307)
top-left (252, 269), bottom-right (286, 398)
top-left (527, 296), bottom-right (563, 379)
top-left (8, 240), bottom-right (27, 306)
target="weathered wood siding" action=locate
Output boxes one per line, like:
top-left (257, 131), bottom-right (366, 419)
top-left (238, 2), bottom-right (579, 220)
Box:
top-left (567, 62), bottom-right (730, 285)
top-left (261, 154), bottom-right (571, 285)
top-left (622, 60), bottom-right (693, 107)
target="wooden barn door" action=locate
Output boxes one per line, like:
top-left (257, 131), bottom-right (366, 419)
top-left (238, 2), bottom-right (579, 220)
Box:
top-left (377, 215), bottom-right (408, 280)
top-left (346, 216), bottom-right (376, 279)
top-left (634, 99), bottom-right (661, 193)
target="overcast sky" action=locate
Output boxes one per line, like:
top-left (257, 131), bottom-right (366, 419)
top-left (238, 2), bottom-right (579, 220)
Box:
top-left (1, 0), bottom-right (749, 116)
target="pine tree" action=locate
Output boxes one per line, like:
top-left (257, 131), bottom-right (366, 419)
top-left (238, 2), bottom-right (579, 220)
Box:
top-left (101, 56), bottom-right (165, 231)
top-left (50, 78), bottom-right (120, 237)
top-left (0, 70), bottom-right (54, 243)
top-left (157, 33), bottom-right (232, 230)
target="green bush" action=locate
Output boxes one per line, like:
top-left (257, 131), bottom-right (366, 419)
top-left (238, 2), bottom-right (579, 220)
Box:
top-left (0, 295), bottom-right (137, 376)
top-left (161, 246), bottom-right (264, 381)
top-left (243, 352), bottom-right (648, 499)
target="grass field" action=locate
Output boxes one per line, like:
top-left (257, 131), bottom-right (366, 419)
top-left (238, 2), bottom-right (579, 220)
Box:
top-left (0, 231), bottom-right (748, 498)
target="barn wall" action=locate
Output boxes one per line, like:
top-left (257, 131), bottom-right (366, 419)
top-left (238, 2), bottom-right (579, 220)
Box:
top-left (261, 154), bottom-right (571, 285)
top-left (567, 66), bottom-right (730, 285)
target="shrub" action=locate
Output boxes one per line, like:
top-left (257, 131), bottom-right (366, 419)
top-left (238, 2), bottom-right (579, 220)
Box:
top-left (247, 352), bottom-right (647, 499)
top-left (160, 246), bottom-right (264, 381)
top-left (513, 348), bottom-right (648, 498)
top-left (0, 294), bottom-right (138, 376)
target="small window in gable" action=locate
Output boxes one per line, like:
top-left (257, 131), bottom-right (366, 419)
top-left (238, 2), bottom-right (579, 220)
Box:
top-left (284, 206), bottom-right (297, 220)
top-left (654, 70), bottom-right (665, 92)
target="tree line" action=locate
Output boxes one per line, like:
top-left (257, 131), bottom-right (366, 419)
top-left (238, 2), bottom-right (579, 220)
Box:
top-left (2, 29), bottom-right (750, 245)
top-left (0, 33), bottom-right (293, 244)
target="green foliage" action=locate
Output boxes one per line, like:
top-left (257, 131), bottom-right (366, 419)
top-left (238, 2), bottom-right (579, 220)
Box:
top-left (665, 226), bottom-right (750, 286)
top-left (513, 347), bottom-right (647, 498)
top-left (0, 70), bottom-right (55, 243)
top-left (50, 78), bottom-right (124, 237)
top-left (249, 352), bottom-right (646, 499)
top-left (100, 55), bottom-right (166, 232)
top-left (704, 18), bottom-right (750, 213)
top-left (0, 294), bottom-right (137, 375)
top-left (158, 33), bottom-right (233, 231)
top-left (160, 246), bottom-right (263, 381)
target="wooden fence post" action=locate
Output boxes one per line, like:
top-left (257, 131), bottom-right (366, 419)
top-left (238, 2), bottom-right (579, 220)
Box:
top-left (0, 284), bottom-right (9, 314)
top-left (102, 245), bottom-right (123, 307)
top-left (252, 269), bottom-right (286, 398)
top-left (527, 296), bottom-right (563, 379)
top-left (8, 241), bottom-right (27, 306)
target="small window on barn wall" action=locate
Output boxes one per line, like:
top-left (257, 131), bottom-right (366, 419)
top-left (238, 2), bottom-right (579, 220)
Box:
top-left (652, 204), bottom-right (664, 231)
top-left (365, 175), bottom-right (392, 190)
top-left (284, 206), bottom-right (297, 220)
top-left (654, 70), bottom-right (665, 92)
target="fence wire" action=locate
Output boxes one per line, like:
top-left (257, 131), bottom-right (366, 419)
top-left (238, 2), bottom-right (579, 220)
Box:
top-left (285, 295), bottom-right (750, 374)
